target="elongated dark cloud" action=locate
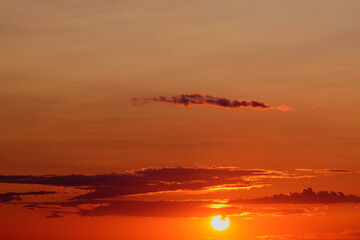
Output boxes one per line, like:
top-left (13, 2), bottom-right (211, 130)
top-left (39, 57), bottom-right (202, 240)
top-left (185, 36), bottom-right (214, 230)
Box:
top-left (0, 191), bottom-right (56, 203)
top-left (257, 230), bottom-right (360, 240)
top-left (78, 200), bottom-right (233, 218)
top-left (2, 168), bottom-right (358, 218)
top-left (234, 187), bottom-right (360, 204)
top-left (296, 169), bottom-right (359, 174)
top-left (20, 198), bottom-right (311, 218)
top-left (131, 93), bottom-right (293, 111)
top-left (77, 200), bottom-right (312, 218)
top-left (46, 212), bottom-right (63, 218)
top-left (0, 168), bottom-right (271, 200)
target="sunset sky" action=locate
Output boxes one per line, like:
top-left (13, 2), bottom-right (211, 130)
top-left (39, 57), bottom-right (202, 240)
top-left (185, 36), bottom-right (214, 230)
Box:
top-left (1, 1), bottom-right (360, 239)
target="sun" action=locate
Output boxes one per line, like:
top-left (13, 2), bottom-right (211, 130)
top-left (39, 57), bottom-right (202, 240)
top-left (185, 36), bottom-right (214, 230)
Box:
top-left (211, 215), bottom-right (230, 231)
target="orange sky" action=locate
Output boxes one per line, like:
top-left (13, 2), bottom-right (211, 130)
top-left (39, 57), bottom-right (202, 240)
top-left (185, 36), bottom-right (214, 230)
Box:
top-left (1, 0), bottom-right (360, 239)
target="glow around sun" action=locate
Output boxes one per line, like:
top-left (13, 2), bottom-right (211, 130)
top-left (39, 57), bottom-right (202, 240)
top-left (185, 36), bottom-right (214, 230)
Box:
top-left (211, 215), bottom-right (230, 231)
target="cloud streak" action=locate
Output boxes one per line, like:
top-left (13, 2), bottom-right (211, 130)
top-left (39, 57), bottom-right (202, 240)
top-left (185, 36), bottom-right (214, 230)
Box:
top-left (0, 191), bottom-right (56, 203)
top-left (19, 199), bottom-right (313, 218)
top-left (234, 187), bottom-right (360, 204)
top-left (0, 168), bottom-right (272, 200)
top-left (132, 93), bottom-right (293, 111)
top-left (1, 168), bottom-right (359, 218)
top-left (257, 230), bottom-right (360, 240)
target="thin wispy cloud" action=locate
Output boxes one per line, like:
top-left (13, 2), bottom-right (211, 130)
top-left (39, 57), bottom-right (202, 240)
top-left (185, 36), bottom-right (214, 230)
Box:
top-left (132, 93), bottom-right (293, 111)
top-left (257, 230), bottom-right (360, 240)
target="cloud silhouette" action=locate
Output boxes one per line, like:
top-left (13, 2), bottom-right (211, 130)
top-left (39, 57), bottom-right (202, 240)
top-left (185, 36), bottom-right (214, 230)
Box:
top-left (234, 187), bottom-right (360, 204)
top-left (0, 168), bottom-right (272, 200)
top-left (132, 93), bottom-right (293, 111)
top-left (78, 200), bottom-right (232, 218)
top-left (21, 198), bottom-right (312, 218)
top-left (0, 191), bottom-right (56, 203)
top-left (257, 230), bottom-right (360, 240)
top-left (46, 211), bottom-right (63, 218)
top-left (2, 168), bottom-right (359, 218)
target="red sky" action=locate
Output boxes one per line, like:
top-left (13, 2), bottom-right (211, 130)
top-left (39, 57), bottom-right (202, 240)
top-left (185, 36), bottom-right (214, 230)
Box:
top-left (1, 0), bottom-right (360, 239)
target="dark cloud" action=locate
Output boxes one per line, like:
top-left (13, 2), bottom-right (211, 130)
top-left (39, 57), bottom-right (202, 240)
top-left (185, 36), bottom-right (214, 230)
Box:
top-left (77, 201), bottom-right (311, 218)
top-left (2, 168), bottom-right (359, 218)
top-left (257, 230), bottom-right (360, 240)
top-left (46, 212), bottom-right (63, 218)
top-left (21, 199), bottom-right (309, 218)
top-left (0, 168), bottom-right (270, 201)
top-left (17, 187), bottom-right (360, 218)
top-left (234, 187), bottom-right (360, 204)
top-left (131, 93), bottom-right (293, 111)
top-left (0, 191), bottom-right (56, 203)
top-left (320, 169), bottom-right (357, 173)
top-left (78, 200), bottom-right (236, 218)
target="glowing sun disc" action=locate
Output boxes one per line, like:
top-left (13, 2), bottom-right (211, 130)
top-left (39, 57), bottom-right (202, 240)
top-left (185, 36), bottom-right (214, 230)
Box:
top-left (211, 215), bottom-right (230, 231)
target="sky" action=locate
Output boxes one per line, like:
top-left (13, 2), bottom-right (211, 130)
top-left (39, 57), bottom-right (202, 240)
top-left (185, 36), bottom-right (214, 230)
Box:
top-left (1, 0), bottom-right (360, 239)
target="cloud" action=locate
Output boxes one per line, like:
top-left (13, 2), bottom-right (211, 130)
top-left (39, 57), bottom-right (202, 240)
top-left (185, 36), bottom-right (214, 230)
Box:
top-left (0, 168), bottom-right (272, 201)
top-left (0, 168), bottom-right (280, 199)
top-left (257, 230), bottom-right (360, 240)
top-left (2, 168), bottom-right (359, 218)
top-left (296, 169), bottom-right (359, 174)
top-left (234, 187), bottom-right (360, 204)
top-left (46, 211), bottom-right (63, 218)
top-left (0, 167), bottom-right (294, 218)
top-left (77, 200), bottom-right (316, 218)
top-left (17, 187), bottom-right (360, 218)
top-left (131, 93), bottom-right (293, 111)
top-left (319, 169), bottom-right (358, 174)
top-left (78, 200), bottom-right (235, 218)
top-left (0, 191), bottom-right (56, 203)
top-left (21, 198), bottom-right (313, 218)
